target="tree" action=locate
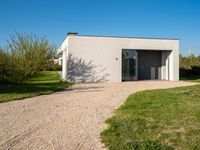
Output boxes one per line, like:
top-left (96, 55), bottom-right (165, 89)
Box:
top-left (5, 33), bottom-right (57, 83)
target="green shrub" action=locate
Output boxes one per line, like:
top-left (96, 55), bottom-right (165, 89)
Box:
top-left (180, 67), bottom-right (192, 77)
top-left (42, 63), bottom-right (62, 71)
top-left (3, 33), bottom-right (57, 83)
top-left (0, 48), bottom-right (8, 81)
top-left (180, 54), bottom-right (200, 77)
top-left (191, 66), bottom-right (200, 75)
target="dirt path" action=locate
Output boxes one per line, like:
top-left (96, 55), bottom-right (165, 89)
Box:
top-left (0, 81), bottom-right (196, 150)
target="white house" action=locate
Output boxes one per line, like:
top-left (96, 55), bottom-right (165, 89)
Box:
top-left (58, 32), bottom-right (179, 83)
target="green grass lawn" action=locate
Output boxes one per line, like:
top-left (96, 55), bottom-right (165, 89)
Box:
top-left (0, 71), bottom-right (71, 103)
top-left (181, 75), bottom-right (200, 83)
top-left (101, 84), bottom-right (200, 150)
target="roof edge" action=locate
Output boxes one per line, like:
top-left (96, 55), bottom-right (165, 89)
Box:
top-left (72, 34), bottom-right (179, 41)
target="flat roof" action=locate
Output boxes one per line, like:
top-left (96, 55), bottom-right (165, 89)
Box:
top-left (70, 34), bottom-right (179, 41)
top-left (58, 33), bottom-right (179, 53)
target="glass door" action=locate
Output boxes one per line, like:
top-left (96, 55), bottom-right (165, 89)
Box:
top-left (122, 50), bottom-right (137, 81)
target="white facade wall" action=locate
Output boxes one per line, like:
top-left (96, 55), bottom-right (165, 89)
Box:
top-left (60, 34), bottom-right (179, 83)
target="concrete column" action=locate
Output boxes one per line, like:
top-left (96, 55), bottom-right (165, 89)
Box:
top-left (161, 52), bottom-right (166, 80)
top-left (172, 49), bottom-right (179, 81)
top-left (161, 51), bottom-right (172, 80)
top-left (62, 49), bottom-right (67, 80)
top-left (166, 54), bottom-right (169, 80)
top-left (169, 51), bottom-right (174, 81)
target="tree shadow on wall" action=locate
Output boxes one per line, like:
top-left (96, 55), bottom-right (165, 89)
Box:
top-left (67, 54), bottom-right (110, 83)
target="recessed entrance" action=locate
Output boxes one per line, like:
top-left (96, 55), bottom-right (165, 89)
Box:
top-left (122, 50), bottom-right (162, 81)
top-left (138, 50), bottom-right (161, 80)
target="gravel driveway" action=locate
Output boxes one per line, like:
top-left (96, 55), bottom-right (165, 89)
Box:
top-left (0, 81), bottom-right (196, 150)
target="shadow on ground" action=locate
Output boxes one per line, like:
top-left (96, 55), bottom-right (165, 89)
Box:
top-left (0, 82), bottom-right (69, 94)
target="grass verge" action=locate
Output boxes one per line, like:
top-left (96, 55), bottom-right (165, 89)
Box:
top-left (101, 84), bottom-right (200, 150)
top-left (0, 71), bottom-right (71, 103)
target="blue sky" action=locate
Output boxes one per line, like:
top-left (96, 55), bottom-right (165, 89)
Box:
top-left (0, 0), bottom-right (200, 55)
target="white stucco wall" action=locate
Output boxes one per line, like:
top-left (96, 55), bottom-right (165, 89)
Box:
top-left (59, 36), bottom-right (68, 80)
top-left (60, 34), bottom-right (179, 82)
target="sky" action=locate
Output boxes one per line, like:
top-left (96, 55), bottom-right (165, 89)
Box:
top-left (0, 0), bottom-right (200, 56)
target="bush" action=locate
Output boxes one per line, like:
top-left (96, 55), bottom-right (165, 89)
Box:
top-left (2, 33), bottom-right (57, 83)
top-left (180, 54), bottom-right (200, 77)
top-left (191, 66), bottom-right (200, 75)
top-left (180, 67), bottom-right (192, 77)
top-left (0, 49), bottom-right (8, 81)
top-left (42, 63), bottom-right (62, 71)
